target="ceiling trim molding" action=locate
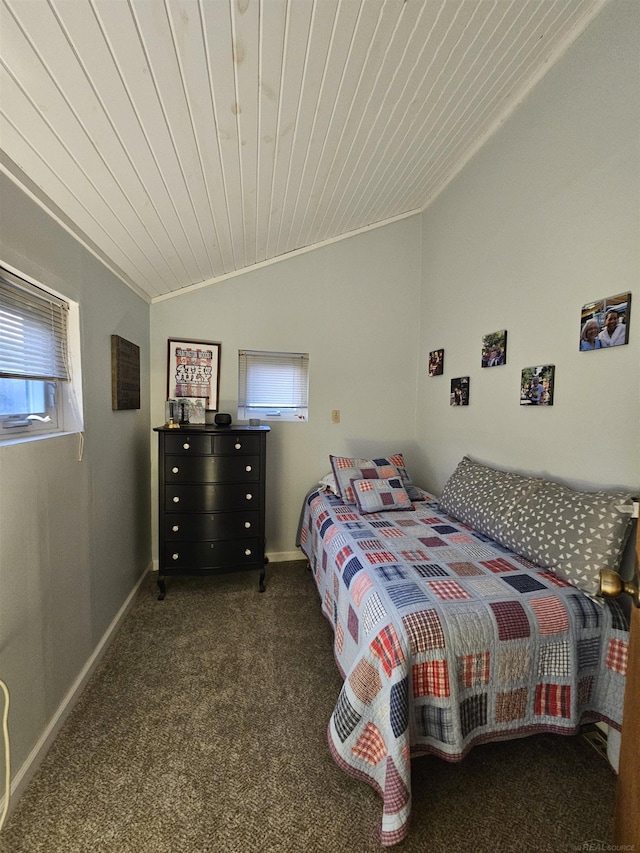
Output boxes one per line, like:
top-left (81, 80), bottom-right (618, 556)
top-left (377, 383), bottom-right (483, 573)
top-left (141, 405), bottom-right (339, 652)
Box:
top-left (150, 207), bottom-right (423, 303)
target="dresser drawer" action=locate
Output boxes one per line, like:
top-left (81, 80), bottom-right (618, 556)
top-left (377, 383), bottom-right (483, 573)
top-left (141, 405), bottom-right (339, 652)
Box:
top-left (213, 434), bottom-right (261, 455)
top-left (163, 511), bottom-right (260, 540)
top-left (165, 455), bottom-right (260, 484)
top-left (164, 434), bottom-right (212, 455)
top-left (162, 538), bottom-right (261, 570)
top-left (165, 483), bottom-right (260, 512)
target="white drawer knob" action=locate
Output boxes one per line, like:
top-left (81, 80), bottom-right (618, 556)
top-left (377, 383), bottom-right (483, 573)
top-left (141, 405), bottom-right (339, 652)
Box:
top-left (245, 465), bottom-right (252, 472)
top-left (173, 496), bottom-right (180, 503)
top-left (245, 549), bottom-right (252, 556)
top-left (245, 493), bottom-right (252, 501)
top-left (172, 525), bottom-right (179, 532)
top-left (235, 442), bottom-right (242, 450)
top-left (172, 553), bottom-right (179, 560)
top-left (244, 521), bottom-right (251, 529)
top-left (183, 442), bottom-right (190, 450)
top-left (172, 466), bottom-right (179, 474)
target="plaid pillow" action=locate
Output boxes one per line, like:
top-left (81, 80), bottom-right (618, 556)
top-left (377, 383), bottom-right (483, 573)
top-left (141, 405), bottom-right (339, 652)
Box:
top-left (330, 453), bottom-right (423, 504)
top-left (351, 478), bottom-right (414, 514)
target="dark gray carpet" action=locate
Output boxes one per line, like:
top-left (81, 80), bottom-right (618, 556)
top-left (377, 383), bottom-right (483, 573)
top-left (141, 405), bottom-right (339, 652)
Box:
top-left (2, 561), bottom-right (617, 852)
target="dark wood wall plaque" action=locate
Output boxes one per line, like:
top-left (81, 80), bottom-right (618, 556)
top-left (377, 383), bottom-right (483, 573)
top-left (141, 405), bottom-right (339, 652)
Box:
top-left (111, 335), bottom-right (140, 410)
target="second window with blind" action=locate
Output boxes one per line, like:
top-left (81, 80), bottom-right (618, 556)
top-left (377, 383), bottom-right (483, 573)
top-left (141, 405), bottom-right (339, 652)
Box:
top-left (238, 350), bottom-right (309, 422)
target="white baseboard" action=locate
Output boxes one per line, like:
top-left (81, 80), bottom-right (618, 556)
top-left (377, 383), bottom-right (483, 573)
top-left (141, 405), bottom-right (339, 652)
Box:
top-left (3, 564), bottom-right (151, 819)
top-left (266, 549), bottom-right (305, 563)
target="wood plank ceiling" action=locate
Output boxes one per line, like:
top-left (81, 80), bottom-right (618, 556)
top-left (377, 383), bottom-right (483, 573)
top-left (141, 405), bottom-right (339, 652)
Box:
top-left (0, 0), bottom-right (606, 302)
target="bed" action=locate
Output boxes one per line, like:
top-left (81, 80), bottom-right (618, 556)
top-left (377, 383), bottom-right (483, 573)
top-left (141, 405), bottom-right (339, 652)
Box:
top-left (297, 455), bottom-right (633, 846)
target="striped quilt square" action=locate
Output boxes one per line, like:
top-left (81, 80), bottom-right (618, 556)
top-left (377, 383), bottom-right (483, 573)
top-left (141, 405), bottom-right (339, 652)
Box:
top-left (357, 538), bottom-right (388, 551)
top-left (401, 608), bottom-right (445, 653)
top-left (370, 624), bottom-right (405, 677)
top-left (413, 563), bottom-right (449, 578)
top-left (390, 676), bottom-right (409, 737)
top-left (535, 683), bottom-right (571, 718)
top-left (365, 550), bottom-right (397, 565)
top-left (334, 689), bottom-right (362, 742)
top-left (578, 676), bottom-right (594, 704)
top-left (490, 601), bottom-right (531, 640)
top-left (342, 556), bottom-right (365, 588)
top-left (529, 596), bottom-right (569, 635)
top-left (501, 574), bottom-right (547, 594)
top-left (386, 582), bottom-right (430, 610)
top-left (460, 693), bottom-right (488, 737)
top-left (482, 557), bottom-right (519, 574)
top-left (578, 637), bottom-right (601, 670)
top-left (413, 659), bottom-right (450, 698)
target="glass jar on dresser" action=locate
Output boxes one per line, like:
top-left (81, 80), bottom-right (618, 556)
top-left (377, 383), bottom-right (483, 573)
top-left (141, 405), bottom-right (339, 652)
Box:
top-left (153, 424), bottom-right (269, 599)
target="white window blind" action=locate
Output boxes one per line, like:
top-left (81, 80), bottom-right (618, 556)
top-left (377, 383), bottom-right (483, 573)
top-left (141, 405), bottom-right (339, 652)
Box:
top-left (238, 350), bottom-right (309, 420)
top-left (0, 267), bottom-right (70, 382)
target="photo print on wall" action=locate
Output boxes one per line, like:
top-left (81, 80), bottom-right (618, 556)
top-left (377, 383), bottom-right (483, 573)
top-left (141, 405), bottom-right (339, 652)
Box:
top-left (579, 292), bottom-right (631, 351)
top-left (481, 330), bottom-right (507, 367)
top-left (450, 376), bottom-right (469, 406)
top-left (520, 365), bottom-right (554, 406)
top-left (428, 349), bottom-right (444, 376)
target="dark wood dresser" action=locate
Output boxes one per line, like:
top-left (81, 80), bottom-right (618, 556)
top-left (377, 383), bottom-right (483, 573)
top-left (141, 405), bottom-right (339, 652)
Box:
top-left (153, 424), bottom-right (269, 599)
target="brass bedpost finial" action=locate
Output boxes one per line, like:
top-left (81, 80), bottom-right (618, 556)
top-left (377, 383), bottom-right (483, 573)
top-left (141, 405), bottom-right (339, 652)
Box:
top-left (600, 568), bottom-right (640, 608)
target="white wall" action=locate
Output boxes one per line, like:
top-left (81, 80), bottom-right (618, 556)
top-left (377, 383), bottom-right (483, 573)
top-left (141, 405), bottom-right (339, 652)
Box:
top-left (0, 174), bottom-right (151, 800)
top-left (414, 0), bottom-right (639, 496)
top-left (150, 217), bottom-right (423, 560)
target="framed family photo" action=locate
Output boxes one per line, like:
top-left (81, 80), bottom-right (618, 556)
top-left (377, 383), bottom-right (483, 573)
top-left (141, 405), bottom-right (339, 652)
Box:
top-left (579, 292), bottom-right (631, 351)
top-left (167, 339), bottom-right (221, 410)
top-left (520, 365), bottom-right (554, 406)
top-left (450, 376), bottom-right (469, 406)
top-left (481, 330), bottom-right (507, 367)
top-left (428, 349), bottom-right (444, 376)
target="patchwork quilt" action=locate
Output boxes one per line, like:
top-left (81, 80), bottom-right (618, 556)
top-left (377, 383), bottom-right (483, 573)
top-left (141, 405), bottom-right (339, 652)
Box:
top-left (298, 488), bottom-right (629, 846)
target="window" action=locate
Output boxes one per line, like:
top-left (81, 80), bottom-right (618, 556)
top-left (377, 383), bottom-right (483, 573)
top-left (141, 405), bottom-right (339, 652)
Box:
top-left (0, 264), bottom-right (83, 441)
top-left (238, 350), bottom-right (309, 422)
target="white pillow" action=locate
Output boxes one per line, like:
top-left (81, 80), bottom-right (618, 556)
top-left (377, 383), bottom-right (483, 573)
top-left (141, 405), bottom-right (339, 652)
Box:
top-left (318, 472), bottom-right (337, 492)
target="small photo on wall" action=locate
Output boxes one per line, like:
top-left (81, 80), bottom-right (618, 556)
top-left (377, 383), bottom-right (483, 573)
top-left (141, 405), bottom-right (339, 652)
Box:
top-left (481, 330), bottom-right (507, 367)
top-left (520, 366), bottom-right (554, 406)
top-left (579, 292), bottom-right (631, 351)
top-left (450, 376), bottom-right (469, 406)
top-left (428, 349), bottom-right (444, 376)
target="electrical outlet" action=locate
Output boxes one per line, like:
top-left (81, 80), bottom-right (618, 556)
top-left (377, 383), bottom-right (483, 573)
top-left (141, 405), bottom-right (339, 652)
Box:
top-left (331, 409), bottom-right (340, 424)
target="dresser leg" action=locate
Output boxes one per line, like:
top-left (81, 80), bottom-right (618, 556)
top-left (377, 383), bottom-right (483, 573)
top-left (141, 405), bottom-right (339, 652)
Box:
top-left (157, 575), bottom-right (166, 601)
top-left (259, 557), bottom-right (268, 592)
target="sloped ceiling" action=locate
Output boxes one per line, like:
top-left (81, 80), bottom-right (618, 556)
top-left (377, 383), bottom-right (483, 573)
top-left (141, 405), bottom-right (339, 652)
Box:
top-left (0, 0), bottom-right (606, 302)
